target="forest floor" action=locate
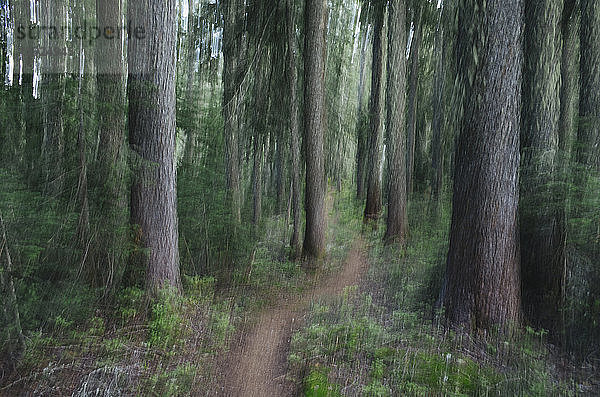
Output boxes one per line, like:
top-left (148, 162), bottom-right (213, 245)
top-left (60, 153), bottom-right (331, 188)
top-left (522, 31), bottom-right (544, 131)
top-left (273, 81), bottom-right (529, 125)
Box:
top-left (218, 193), bottom-right (370, 396)
top-left (219, 237), bottom-right (369, 396)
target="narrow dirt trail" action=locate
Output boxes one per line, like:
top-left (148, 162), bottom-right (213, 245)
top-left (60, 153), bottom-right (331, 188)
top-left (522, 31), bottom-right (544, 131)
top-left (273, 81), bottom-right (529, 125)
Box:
top-left (219, 236), bottom-right (370, 396)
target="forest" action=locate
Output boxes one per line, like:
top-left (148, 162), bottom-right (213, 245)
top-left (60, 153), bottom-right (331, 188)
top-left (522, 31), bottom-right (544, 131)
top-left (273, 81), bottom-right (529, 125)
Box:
top-left (0, 0), bottom-right (599, 395)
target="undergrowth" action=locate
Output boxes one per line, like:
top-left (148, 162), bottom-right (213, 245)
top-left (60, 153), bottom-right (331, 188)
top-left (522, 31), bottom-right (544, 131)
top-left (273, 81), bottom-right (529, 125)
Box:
top-left (289, 198), bottom-right (590, 396)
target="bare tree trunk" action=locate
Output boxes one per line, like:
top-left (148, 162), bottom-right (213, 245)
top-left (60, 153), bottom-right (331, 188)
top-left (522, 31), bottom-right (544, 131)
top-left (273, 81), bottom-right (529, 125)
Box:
top-left (578, 1), bottom-right (600, 171)
top-left (363, 0), bottom-right (385, 223)
top-left (0, 212), bottom-right (25, 352)
top-left (252, 135), bottom-right (263, 225)
top-left (355, 23), bottom-right (370, 200)
top-left (443, 0), bottom-right (523, 332)
top-left (95, 0), bottom-right (127, 289)
top-left (40, 0), bottom-right (66, 197)
top-left (287, 0), bottom-right (301, 259)
top-left (222, 0), bottom-right (243, 223)
top-left (431, 11), bottom-right (445, 208)
top-left (520, 0), bottom-right (563, 334)
top-left (128, 0), bottom-right (181, 294)
top-left (302, 0), bottom-right (327, 261)
top-left (384, 0), bottom-right (408, 244)
top-left (406, 7), bottom-right (422, 198)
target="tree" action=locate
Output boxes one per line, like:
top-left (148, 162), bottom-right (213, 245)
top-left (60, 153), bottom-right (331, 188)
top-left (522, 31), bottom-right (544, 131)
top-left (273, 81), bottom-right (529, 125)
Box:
top-left (520, 0), bottom-right (563, 332)
top-left (128, 0), bottom-right (181, 293)
top-left (384, 0), bottom-right (408, 244)
top-left (355, 21), bottom-right (371, 200)
top-left (287, 0), bottom-right (301, 259)
top-left (222, 0), bottom-right (244, 223)
top-left (578, 1), bottom-right (600, 172)
top-left (443, 0), bottom-right (522, 332)
top-left (406, 5), bottom-right (423, 197)
top-left (430, 7), bottom-right (445, 208)
top-left (363, 0), bottom-right (385, 222)
top-left (302, 0), bottom-right (327, 261)
top-left (92, 0), bottom-right (127, 289)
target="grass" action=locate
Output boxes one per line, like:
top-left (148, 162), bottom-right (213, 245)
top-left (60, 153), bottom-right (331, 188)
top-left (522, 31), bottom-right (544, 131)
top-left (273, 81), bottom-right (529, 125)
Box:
top-left (288, 196), bottom-right (592, 396)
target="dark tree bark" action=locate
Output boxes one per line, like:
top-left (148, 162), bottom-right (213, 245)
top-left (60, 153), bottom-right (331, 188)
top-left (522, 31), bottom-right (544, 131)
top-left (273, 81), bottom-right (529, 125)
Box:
top-left (222, 0), bottom-right (243, 223)
top-left (252, 134), bottom-right (263, 226)
top-left (287, 0), bottom-right (301, 259)
top-left (578, 1), bottom-right (600, 171)
top-left (93, 0), bottom-right (127, 289)
top-left (363, 0), bottom-right (385, 222)
top-left (128, 0), bottom-right (181, 293)
top-left (431, 12), bottom-right (445, 207)
top-left (406, 7), bottom-right (422, 197)
top-left (384, 0), bottom-right (408, 244)
top-left (443, 0), bottom-right (523, 332)
top-left (355, 24), bottom-right (370, 200)
top-left (40, 0), bottom-right (66, 196)
top-left (520, 0), bottom-right (563, 332)
top-left (302, 0), bottom-right (327, 261)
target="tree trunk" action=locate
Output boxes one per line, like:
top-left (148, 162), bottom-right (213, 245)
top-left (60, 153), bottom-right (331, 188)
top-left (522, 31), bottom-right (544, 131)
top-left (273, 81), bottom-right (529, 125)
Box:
top-left (363, 0), bottom-right (384, 222)
top-left (302, 0), bottom-right (327, 261)
top-left (520, 0), bottom-right (563, 332)
top-left (384, 0), bottom-right (408, 244)
top-left (94, 0), bottom-right (127, 289)
top-left (578, 1), bottom-right (600, 171)
top-left (222, 0), bottom-right (243, 223)
top-left (40, 0), bottom-right (66, 197)
top-left (406, 7), bottom-right (422, 198)
top-left (252, 134), bottom-right (263, 225)
top-left (556, 0), bottom-right (579, 342)
top-left (128, 0), bottom-right (181, 293)
top-left (355, 24), bottom-right (370, 200)
top-left (0, 212), bottom-right (25, 352)
top-left (431, 12), bottom-right (445, 208)
top-left (443, 0), bottom-right (523, 332)
top-left (287, 0), bottom-right (301, 259)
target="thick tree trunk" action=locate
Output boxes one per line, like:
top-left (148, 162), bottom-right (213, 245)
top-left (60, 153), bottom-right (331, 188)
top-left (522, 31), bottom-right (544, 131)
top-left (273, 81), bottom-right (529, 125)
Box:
top-left (355, 24), bottom-right (370, 200)
top-left (287, 0), bottom-right (301, 259)
top-left (431, 14), bottom-right (445, 207)
top-left (94, 0), bottom-right (127, 289)
top-left (443, 0), bottom-right (523, 332)
top-left (520, 0), bottom-right (563, 332)
top-left (384, 0), bottom-right (408, 244)
top-left (406, 8), bottom-right (422, 198)
top-left (363, 0), bottom-right (384, 222)
top-left (128, 0), bottom-right (181, 293)
top-left (578, 1), bottom-right (600, 171)
top-left (40, 0), bottom-right (66, 196)
top-left (302, 0), bottom-right (327, 261)
top-left (222, 0), bottom-right (243, 223)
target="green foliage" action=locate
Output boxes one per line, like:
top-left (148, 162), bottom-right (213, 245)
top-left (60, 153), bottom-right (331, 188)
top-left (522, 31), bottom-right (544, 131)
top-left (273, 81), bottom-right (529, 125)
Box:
top-left (305, 365), bottom-right (342, 397)
top-left (148, 288), bottom-right (187, 350)
top-left (144, 363), bottom-right (199, 397)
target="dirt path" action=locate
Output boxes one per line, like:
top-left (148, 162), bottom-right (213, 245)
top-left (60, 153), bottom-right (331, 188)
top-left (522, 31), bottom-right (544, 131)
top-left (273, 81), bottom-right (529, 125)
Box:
top-left (219, 237), bottom-right (370, 396)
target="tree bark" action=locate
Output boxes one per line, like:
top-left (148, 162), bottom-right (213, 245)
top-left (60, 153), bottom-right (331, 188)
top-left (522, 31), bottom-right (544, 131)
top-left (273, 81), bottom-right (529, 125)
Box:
top-left (355, 24), bottom-right (370, 200)
top-left (40, 0), bottom-right (66, 197)
top-left (302, 0), bottom-right (327, 261)
top-left (222, 0), bottom-right (243, 223)
top-left (128, 0), bottom-right (181, 293)
top-left (431, 11), bottom-right (445, 207)
top-left (578, 1), bottom-right (600, 171)
top-left (384, 0), bottom-right (408, 244)
top-left (443, 0), bottom-right (523, 332)
top-left (363, 0), bottom-right (385, 222)
top-left (287, 0), bottom-right (301, 259)
top-left (406, 7), bottom-right (422, 198)
top-left (520, 0), bottom-right (563, 332)
top-left (94, 0), bottom-right (127, 289)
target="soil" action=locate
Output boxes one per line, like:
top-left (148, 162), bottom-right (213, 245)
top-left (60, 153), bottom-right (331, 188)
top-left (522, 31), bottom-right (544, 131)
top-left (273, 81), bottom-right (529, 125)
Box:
top-left (218, 237), bottom-right (370, 396)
